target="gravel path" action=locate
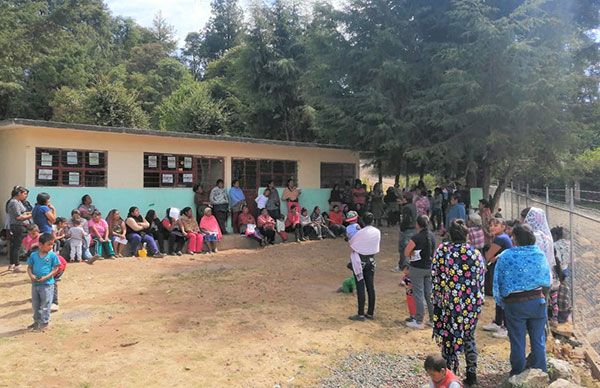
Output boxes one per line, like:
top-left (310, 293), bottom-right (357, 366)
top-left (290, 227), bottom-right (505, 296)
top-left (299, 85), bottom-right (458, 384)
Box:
top-left (320, 351), bottom-right (510, 388)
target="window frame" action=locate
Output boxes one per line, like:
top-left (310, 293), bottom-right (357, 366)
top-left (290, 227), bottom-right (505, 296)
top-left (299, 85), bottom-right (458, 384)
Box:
top-left (143, 153), bottom-right (224, 188)
top-left (35, 147), bottom-right (108, 187)
top-left (320, 162), bottom-right (356, 189)
top-left (232, 158), bottom-right (298, 189)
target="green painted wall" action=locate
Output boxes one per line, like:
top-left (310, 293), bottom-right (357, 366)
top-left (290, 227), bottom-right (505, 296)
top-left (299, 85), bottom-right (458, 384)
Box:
top-left (27, 187), bottom-right (333, 231)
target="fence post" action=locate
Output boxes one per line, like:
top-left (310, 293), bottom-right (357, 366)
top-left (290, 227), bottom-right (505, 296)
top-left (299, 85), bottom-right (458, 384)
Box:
top-left (517, 183), bottom-right (521, 214)
top-left (526, 183), bottom-right (530, 207)
top-left (545, 186), bottom-right (550, 224)
top-left (569, 187), bottom-right (575, 326)
top-left (565, 184), bottom-right (569, 204)
top-left (510, 181), bottom-right (514, 220)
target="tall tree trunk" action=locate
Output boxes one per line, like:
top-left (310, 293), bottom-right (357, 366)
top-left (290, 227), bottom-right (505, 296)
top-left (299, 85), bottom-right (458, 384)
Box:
top-left (481, 161), bottom-right (491, 199)
top-left (394, 174), bottom-right (400, 186)
top-left (490, 164), bottom-right (514, 212)
top-left (377, 161), bottom-right (383, 184)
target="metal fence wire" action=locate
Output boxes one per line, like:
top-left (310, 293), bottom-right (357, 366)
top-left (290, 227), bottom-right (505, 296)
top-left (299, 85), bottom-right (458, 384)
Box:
top-left (499, 185), bottom-right (600, 355)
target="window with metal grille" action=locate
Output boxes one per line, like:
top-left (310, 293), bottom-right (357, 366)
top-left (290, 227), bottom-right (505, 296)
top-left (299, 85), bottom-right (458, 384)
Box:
top-left (35, 148), bottom-right (107, 187)
top-left (232, 158), bottom-right (297, 189)
top-left (320, 163), bottom-right (356, 188)
top-left (143, 153), bottom-right (224, 188)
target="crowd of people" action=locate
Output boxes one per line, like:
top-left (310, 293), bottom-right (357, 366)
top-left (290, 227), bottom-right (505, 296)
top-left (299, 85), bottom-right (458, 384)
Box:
top-left (3, 179), bottom-right (573, 386)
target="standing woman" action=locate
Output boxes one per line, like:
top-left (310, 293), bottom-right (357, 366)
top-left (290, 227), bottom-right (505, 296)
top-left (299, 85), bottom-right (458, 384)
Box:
top-left (266, 180), bottom-right (282, 220)
top-left (521, 207), bottom-right (555, 283)
top-left (282, 179), bottom-right (301, 213)
top-left (432, 219), bottom-right (485, 386)
top-left (179, 207), bottom-right (204, 255)
top-left (229, 180), bottom-right (246, 234)
top-left (125, 207), bottom-right (164, 258)
top-left (351, 181), bottom-right (367, 211)
top-left (329, 184), bottom-right (343, 211)
top-left (209, 179), bottom-right (229, 235)
top-left (493, 224), bottom-right (551, 376)
top-left (199, 207), bottom-right (222, 253)
top-left (6, 186), bottom-right (32, 272)
top-left (32, 192), bottom-right (56, 234)
top-left (106, 209), bottom-right (127, 258)
top-left (369, 182), bottom-right (385, 227)
top-left (78, 195), bottom-right (97, 220)
top-left (404, 215), bottom-right (436, 329)
top-left (193, 184), bottom-right (210, 224)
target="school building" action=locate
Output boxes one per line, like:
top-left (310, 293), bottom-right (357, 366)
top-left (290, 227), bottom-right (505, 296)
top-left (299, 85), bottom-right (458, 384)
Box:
top-left (0, 119), bottom-right (360, 229)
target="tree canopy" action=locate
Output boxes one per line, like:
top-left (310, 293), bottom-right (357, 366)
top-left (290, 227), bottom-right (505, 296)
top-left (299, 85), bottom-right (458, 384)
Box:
top-left (1, 0), bottom-right (598, 198)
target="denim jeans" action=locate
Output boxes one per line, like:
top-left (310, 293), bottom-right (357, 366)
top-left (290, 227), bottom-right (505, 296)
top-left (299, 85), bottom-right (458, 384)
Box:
top-left (32, 283), bottom-right (54, 325)
top-left (410, 266), bottom-right (433, 323)
top-left (503, 297), bottom-right (548, 376)
top-left (354, 259), bottom-right (375, 316)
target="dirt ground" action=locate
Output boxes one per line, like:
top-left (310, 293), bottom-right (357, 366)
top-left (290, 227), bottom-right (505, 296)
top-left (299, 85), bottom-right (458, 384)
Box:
top-left (0, 228), bottom-right (594, 387)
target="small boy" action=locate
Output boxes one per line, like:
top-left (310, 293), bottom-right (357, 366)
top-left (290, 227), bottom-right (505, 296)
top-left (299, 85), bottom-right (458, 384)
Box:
top-left (21, 224), bottom-right (40, 259)
top-left (53, 217), bottom-right (68, 252)
top-left (27, 233), bottom-right (61, 331)
top-left (345, 211), bottom-right (361, 240)
top-left (424, 354), bottom-right (462, 388)
top-left (69, 218), bottom-right (86, 263)
top-left (402, 265), bottom-right (417, 321)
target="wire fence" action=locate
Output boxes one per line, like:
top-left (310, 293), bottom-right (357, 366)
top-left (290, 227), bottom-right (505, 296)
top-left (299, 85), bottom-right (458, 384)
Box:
top-left (499, 184), bottom-right (600, 354)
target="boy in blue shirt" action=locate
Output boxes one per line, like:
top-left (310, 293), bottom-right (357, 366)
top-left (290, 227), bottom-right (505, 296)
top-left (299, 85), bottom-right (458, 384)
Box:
top-left (27, 233), bottom-right (60, 331)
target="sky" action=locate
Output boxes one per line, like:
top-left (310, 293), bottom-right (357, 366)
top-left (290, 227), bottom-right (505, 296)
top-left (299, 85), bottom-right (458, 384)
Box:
top-left (104, 0), bottom-right (343, 46)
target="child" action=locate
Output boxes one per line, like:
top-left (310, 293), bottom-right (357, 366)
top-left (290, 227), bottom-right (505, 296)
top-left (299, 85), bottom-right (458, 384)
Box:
top-left (337, 275), bottom-right (356, 294)
top-left (53, 217), bottom-right (68, 252)
top-left (466, 213), bottom-right (485, 250)
top-left (69, 218), bottom-right (86, 263)
top-left (424, 354), bottom-right (462, 388)
top-left (27, 233), bottom-right (61, 331)
top-left (22, 224), bottom-right (40, 258)
top-left (51, 254), bottom-right (67, 312)
top-left (402, 265), bottom-right (417, 321)
top-left (345, 211), bottom-right (360, 240)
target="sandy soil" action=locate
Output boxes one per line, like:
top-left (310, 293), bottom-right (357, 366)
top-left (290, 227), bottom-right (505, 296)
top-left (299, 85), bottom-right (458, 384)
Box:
top-left (0, 228), bottom-right (588, 387)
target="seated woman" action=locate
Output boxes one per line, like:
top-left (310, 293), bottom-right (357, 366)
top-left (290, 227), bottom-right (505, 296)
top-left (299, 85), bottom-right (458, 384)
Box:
top-left (285, 205), bottom-right (303, 242)
top-left (106, 209), bottom-right (127, 258)
top-left (161, 208), bottom-right (186, 256)
top-left (145, 209), bottom-right (167, 254)
top-left (300, 207), bottom-right (320, 239)
top-left (179, 207), bottom-right (205, 255)
top-left (238, 205), bottom-right (263, 245)
top-left (327, 205), bottom-right (347, 237)
top-left (199, 207), bottom-right (222, 253)
top-left (77, 194), bottom-right (97, 220)
top-left (88, 210), bottom-right (116, 259)
top-left (125, 207), bottom-right (164, 258)
top-left (257, 208), bottom-right (277, 245)
top-left (311, 206), bottom-right (336, 239)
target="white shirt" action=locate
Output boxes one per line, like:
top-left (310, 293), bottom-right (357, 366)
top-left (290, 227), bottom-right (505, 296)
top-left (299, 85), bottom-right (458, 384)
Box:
top-left (350, 225), bottom-right (381, 255)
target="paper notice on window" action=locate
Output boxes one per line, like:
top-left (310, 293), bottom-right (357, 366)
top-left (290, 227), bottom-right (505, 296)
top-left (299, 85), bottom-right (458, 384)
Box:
top-left (38, 169), bottom-right (53, 180)
top-left (148, 155), bottom-right (158, 168)
top-left (184, 157), bottom-right (192, 169)
top-left (68, 172), bottom-right (80, 186)
top-left (89, 152), bottom-right (100, 166)
top-left (409, 250), bottom-right (422, 262)
top-left (66, 151), bottom-right (78, 165)
top-left (167, 156), bottom-right (176, 169)
top-left (41, 152), bottom-right (53, 166)
top-left (162, 174), bottom-right (174, 184)
top-left (182, 173), bottom-right (193, 183)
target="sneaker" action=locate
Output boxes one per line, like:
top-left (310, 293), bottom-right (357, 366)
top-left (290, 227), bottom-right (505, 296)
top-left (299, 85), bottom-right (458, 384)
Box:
top-left (365, 314), bottom-right (374, 320)
top-left (406, 320), bottom-right (426, 330)
top-left (482, 322), bottom-right (501, 332)
top-left (176, 251), bottom-right (183, 256)
top-left (492, 328), bottom-right (508, 338)
top-left (108, 256), bottom-right (116, 260)
top-left (463, 372), bottom-right (478, 387)
top-left (405, 316), bottom-right (416, 322)
top-left (35, 323), bottom-right (48, 332)
top-left (153, 253), bottom-right (165, 258)
top-left (13, 265), bottom-right (25, 273)
top-left (86, 256), bottom-right (97, 265)
top-left (348, 315), bottom-right (366, 322)
top-left (8, 264), bottom-right (15, 271)
top-left (51, 304), bottom-right (59, 312)
top-left (27, 322), bottom-right (38, 331)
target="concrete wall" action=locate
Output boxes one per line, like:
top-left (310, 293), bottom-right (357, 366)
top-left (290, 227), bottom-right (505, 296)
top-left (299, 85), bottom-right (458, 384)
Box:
top-left (0, 124), bottom-right (358, 227)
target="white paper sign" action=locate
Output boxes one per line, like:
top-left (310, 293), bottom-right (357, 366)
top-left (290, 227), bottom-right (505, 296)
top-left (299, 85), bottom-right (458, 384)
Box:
top-left (38, 169), bottom-right (53, 180)
top-left (409, 250), bottom-right (422, 262)
top-left (148, 155), bottom-right (158, 168)
top-left (162, 174), bottom-right (174, 184)
top-left (183, 173), bottom-right (193, 183)
top-left (89, 152), bottom-right (99, 166)
top-left (41, 152), bottom-right (53, 166)
top-left (184, 157), bottom-right (192, 169)
top-left (68, 172), bottom-right (80, 186)
top-left (66, 151), bottom-right (78, 165)
top-left (167, 156), bottom-right (176, 169)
